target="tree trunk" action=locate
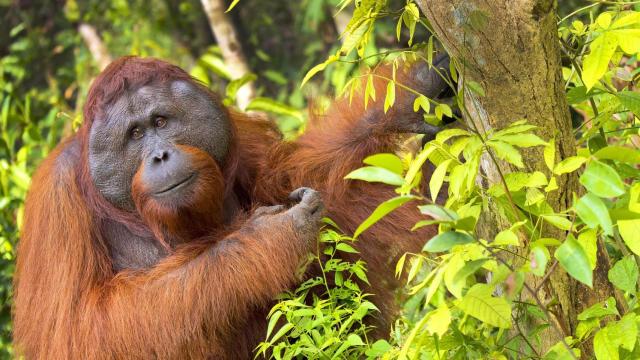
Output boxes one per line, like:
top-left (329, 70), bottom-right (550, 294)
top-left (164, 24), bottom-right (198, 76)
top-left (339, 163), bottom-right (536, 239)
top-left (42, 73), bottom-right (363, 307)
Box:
top-left (78, 23), bottom-right (112, 71)
top-left (200, 0), bottom-right (255, 110)
top-left (415, 0), bottom-right (615, 350)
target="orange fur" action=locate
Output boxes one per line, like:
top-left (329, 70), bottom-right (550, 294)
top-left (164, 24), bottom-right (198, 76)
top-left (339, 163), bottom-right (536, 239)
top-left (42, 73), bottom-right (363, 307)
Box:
top-left (13, 57), bottom-right (437, 359)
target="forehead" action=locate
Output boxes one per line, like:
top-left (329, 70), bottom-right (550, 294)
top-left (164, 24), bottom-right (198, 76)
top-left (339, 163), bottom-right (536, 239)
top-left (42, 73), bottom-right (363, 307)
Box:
top-left (91, 80), bottom-right (210, 132)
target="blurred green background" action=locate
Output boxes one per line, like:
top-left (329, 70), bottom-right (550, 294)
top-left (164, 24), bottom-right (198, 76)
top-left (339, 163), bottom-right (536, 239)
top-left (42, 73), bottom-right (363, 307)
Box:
top-left (0, 0), bottom-right (591, 357)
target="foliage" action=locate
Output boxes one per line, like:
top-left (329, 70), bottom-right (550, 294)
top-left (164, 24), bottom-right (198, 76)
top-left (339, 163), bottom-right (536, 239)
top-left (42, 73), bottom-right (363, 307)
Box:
top-left (256, 220), bottom-right (382, 359)
top-left (264, 0), bottom-right (640, 359)
top-left (0, 0), bottom-right (416, 356)
top-left (2, 0), bottom-right (640, 359)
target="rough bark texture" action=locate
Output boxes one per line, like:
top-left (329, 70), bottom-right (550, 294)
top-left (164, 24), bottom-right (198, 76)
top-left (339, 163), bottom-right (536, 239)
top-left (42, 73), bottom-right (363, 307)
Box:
top-left (415, 0), bottom-right (615, 350)
top-left (200, 0), bottom-right (256, 109)
top-left (78, 23), bottom-right (112, 71)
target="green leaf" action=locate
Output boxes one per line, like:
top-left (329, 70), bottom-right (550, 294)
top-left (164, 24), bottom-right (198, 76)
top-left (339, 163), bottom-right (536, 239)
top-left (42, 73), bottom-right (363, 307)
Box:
top-left (467, 81), bottom-right (485, 97)
top-left (544, 138), bottom-right (556, 171)
top-left (612, 314), bottom-right (637, 351)
top-left (300, 55), bottom-right (338, 87)
top-left (365, 340), bottom-right (392, 358)
top-left (418, 204), bottom-right (459, 221)
top-left (596, 12), bottom-right (612, 28)
top-left (541, 214), bottom-right (572, 231)
top-left (579, 160), bottom-right (626, 198)
top-left (575, 193), bottom-right (614, 236)
top-left (363, 153), bottom-right (404, 174)
top-left (544, 341), bottom-right (581, 360)
top-left (577, 230), bottom-right (598, 270)
top-left (630, 183), bottom-right (640, 213)
top-left (457, 284), bottom-right (511, 328)
top-left (435, 103), bottom-right (452, 120)
top-left (553, 156), bottom-right (586, 175)
top-left (345, 166), bottom-right (405, 186)
top-left (354, 196), bottom-right (414, 238)
top-left (619, 219), bottom-right (640, 256)
top-left (426, 305), bottom-right (451, 337)
top-left (245, 97), bottom-right (303, 120)
top-left (493, 122), bottom-right (537, 137)
top-left (530, 247), bottom-right (549, 277)
top-left (608, 256), bottom-right (638, 293)
top-left (615, 29), bottom-right (640, 54)
top-left (268, 322), bottom-right (294, 344)
top-left (452, 258), bottom-right (489, 287)
top-left (413, 95), bottom-right (431, 113)
top-left (594, 145), bottom-right (640, 164)
top-left (266, 310), bottom-right (283, 339)
top-left (395, 253), bottom-right (406, 278)
top-left (494, 229), bottom-right (519, 246)
top-left (615, 90), bottom-right (640, 116)
top-left (555, 236), bottom-right (593, 287)
top-left (198, 54), bottom-right (232, 80)
top-left (226, 73), bottom-right (257, 102)
top-left (496, 134), bottom-right (547, 148)
top-left (336, 243), bottom-right (359, 254)
top-left (435, 129), bottom-right (470, 144)
top-left (364, 74), bottom-right (376, 109)
top-left (578, 299), bottom-right (619, 320)
top-left (403, 145), bottom-right (436, 191)
top-left (487, 140), bottom-right (524, 168)
top-left (347, 333), bottom-right (364, 346)
top-left (594, 328), bottom-right (619, 360)
top-left (444, 254), bottom-right (466, 298)
top-left (611, 12), bottom-right (640, 28)
top-left (429, 159), bottom-right (452, 202)
top-left (423, 231), bottom-right (474, 253)
top-left (225, 0), bottom-right (241, 12)
top-left (583, 32), bottom-right (618, 90)
top-left (383, 81), bottom-right (395, 113)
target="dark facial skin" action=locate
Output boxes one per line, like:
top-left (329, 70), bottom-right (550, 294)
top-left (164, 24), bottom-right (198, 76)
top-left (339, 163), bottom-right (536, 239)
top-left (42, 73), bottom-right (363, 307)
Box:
top-left (88, 80), bottom-right (231, 210)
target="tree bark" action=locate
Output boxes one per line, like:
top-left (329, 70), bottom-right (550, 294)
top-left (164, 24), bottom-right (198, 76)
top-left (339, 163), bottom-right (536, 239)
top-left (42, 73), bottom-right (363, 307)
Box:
top-left (415, 0), bottom-right (615, 351)
top-left (200, 0), bottom-right (255, 110)
top-left (78, 23), bottom-right (112, 71)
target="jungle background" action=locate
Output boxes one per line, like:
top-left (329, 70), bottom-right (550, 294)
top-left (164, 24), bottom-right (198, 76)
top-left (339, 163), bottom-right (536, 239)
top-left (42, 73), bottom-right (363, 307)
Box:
top-left (1, 0), bottom-right (640, 359)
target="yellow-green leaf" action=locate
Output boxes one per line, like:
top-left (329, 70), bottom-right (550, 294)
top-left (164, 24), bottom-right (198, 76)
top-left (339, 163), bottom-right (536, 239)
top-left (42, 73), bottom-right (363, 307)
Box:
top-left (544, 138), bottom-right (556, 171)
top-left (608, 256), bottom-right (638, 293)
top-left (457, 284), bottom-right (511, 328)
top-left (488, 141), bottom-right (524, 168)
top-left (583, 32), bottom-right (618, 90)
top-left (301, 55), bottom-right (338, 87)
top-left (423, 231), bottom-right (474, 253)
top-left (553, 156), bottom-right (586, 175)
top-left (577, 230), bottom-right (598, 270)
top-left (430, 159), bottom-right (452, 202)
top-left (579, 160), bottom-right (626, 198)
top-left (576, 193), bottom-right (613, 236)
top-left (614, 29), bottom-right (640, 54)
top-left (345, 166), bottom-right (405, 186)
top-left (413, 95), bottom-right (431, 113)
top-left (354, 196), bottom-right (415, 238)
top-left (426, 305), bottom-right (451, 337)
top-left (619, 219), bottom-right (640, 256)
top-left (363, 153), bottom-right (404, 174)
top-left (555, 236), bottom-right (593, 287)
top-left (494, 229), bottom-right (519, 246)
top-left (384, 81), bottom-right (395, 113)
top-left (596, 12), bottom-right (612, 28)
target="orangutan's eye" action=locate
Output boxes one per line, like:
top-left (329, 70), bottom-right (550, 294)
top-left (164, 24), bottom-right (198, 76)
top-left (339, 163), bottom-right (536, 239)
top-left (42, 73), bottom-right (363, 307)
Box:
top-left (155, 116), bottom-right (167, 128)
top-left (131, 127), bottom-right (144, 140)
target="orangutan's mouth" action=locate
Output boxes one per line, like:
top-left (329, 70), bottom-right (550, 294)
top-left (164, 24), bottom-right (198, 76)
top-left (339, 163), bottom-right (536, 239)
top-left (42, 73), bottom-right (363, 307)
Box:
top-left (154, 173), bottom-right (196, 196)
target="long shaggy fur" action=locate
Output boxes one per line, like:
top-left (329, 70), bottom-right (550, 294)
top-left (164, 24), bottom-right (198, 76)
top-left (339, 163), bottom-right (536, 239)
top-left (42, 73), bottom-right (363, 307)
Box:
top-left (13, 57), bottom-right (437, 359)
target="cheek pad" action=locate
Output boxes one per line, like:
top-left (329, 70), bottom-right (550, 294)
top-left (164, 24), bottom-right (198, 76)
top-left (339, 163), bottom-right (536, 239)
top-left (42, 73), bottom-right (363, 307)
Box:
top-left (88, 135), bottom-right (139, 210)
top-left (170, 81), bottom-right (231, 163)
